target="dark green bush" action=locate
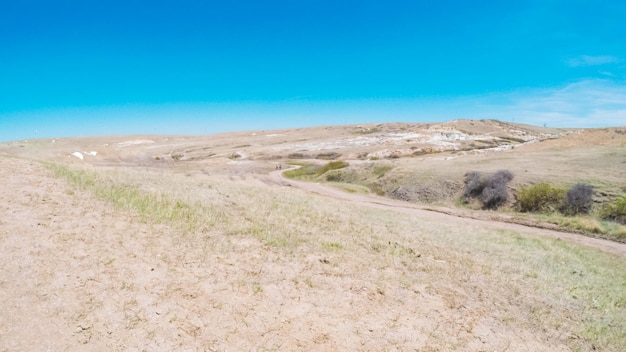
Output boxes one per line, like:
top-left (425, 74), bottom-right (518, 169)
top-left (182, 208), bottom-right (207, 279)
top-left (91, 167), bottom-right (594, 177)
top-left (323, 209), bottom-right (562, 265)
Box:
top-left (517, 183), bottom-right (566, 213)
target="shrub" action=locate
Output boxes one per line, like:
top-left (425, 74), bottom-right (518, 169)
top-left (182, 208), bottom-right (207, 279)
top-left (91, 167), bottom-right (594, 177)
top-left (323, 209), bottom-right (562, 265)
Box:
top-left (389, 187), bottom-right (417, 202)
top-left (482, 170), bottom-right (514, 209)
top-left (563, 183), bottom-right (594, 215)
top-left (517, 183), bottom-right (566, 213)
top-left (464, 171), bottom-right (488, 198)
top-left (482, 184), bottom-right (508, 209)
top-left (600, 195), bottom-right (626, 224)
top-left (489, 170), bottom-right (514, 186)
top-left (463, 170), bottom-right (514, 209)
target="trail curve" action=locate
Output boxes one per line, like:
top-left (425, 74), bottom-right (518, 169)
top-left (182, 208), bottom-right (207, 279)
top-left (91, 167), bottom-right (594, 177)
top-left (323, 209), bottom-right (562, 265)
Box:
top-left (269, 169), bottom-right (626, 257)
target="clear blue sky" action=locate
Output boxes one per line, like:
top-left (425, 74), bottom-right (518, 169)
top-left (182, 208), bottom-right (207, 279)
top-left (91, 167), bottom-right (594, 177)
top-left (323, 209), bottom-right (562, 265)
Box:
top-left (1, 0), bottom-right (625, 141)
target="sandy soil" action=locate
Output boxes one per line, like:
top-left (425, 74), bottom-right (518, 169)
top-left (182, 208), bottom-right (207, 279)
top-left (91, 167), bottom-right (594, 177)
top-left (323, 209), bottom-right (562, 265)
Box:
top-left (0, 155), bottom-right (584, 352)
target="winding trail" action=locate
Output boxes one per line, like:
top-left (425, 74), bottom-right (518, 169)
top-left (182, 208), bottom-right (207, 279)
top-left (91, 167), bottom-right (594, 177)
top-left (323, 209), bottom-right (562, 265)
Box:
top-left (269, 169), bottom-right (626, 257)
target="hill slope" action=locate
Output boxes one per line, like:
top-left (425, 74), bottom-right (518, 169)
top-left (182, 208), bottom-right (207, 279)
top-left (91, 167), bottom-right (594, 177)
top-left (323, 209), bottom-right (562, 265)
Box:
top-left (1, 120), bottom-right (625, 350)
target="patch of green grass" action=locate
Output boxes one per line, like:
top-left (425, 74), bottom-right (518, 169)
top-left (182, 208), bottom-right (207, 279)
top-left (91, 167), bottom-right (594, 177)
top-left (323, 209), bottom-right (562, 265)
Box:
top-left (372, 164), bottom-right (393, 178)
top-left (283, 161), bottom-right (348, 180)
top-left (48, 163), bottom-right (98, 188)
top-left (353, 127), bottom-right (380, 135)
top-left (600, 195), bottom-right (626, 225)
top-left (315, 161), bottom-right (348, 176)
top-left (283, 163), bottom-right (320, 179)
top-left (46, 163), bottom-right (208, 231)
top-left (519, 212), bottom-right (626, 243)
top-left (324, 242), bottom-right (344, 250)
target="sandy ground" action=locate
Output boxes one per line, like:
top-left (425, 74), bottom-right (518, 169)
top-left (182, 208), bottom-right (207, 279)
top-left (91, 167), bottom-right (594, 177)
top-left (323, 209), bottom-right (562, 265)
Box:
top-left (1, 155), bottom-right (593, 351)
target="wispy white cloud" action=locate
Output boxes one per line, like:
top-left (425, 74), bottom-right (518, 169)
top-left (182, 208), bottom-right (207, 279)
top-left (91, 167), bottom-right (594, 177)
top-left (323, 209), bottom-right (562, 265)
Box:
top-left (299, 80), bottom-right (626, 128)
top-left (599, 71), bottom-right (616, 77)
top-left (566, 55), bottom-right (620, 67)
top-left (460, 79), bottom-right (626, 127)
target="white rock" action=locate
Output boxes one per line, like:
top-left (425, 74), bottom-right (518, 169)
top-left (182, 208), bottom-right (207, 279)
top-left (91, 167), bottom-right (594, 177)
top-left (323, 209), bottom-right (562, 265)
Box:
top-left (71, 152), bottom-right (84, 160)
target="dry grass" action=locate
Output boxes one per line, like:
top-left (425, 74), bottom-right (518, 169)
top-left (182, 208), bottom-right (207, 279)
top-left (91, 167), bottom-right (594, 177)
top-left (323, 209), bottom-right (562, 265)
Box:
top-left (510, 211), bottom-right (626, 243)
top-left (46, 161), bottom-right (626, 351)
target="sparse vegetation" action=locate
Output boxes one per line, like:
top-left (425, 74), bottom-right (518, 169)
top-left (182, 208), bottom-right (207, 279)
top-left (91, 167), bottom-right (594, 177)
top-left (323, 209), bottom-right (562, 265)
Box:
top-left (315, 152), bottom-right (341, 160)
top-left (601, 195), bottom-right (626, 225)
top-left (4, 121), bottom-right (626, 351)
top-left (521, 212), bottom-right (626, 242)
top-left (46, 163), bottom-right (210, 231)
top-left (287, 152), bottom-right (310, 159)
top-left (45, 160), bottom-right (626, 350)
top-left (389, 187), bottom-right (416, 202)
top-left (282, 162), bottom-right (320, 179)
top-left (498, 136), bottom-right (526, 143)
top-left (372, 164), bottom-right (393, 178)
top-left (315, 161), bottom-right (348, 176)
top-left (324, 172), bottom-right (343, 182)
top-left (353, 127), bottom-right (380, 135)
top-left (283, 161), bottom-right (349, 180)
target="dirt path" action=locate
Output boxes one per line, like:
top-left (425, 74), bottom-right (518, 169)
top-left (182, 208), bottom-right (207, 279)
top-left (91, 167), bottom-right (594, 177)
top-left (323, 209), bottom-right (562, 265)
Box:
top-left (269, 169), bottom-right (626, 257)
